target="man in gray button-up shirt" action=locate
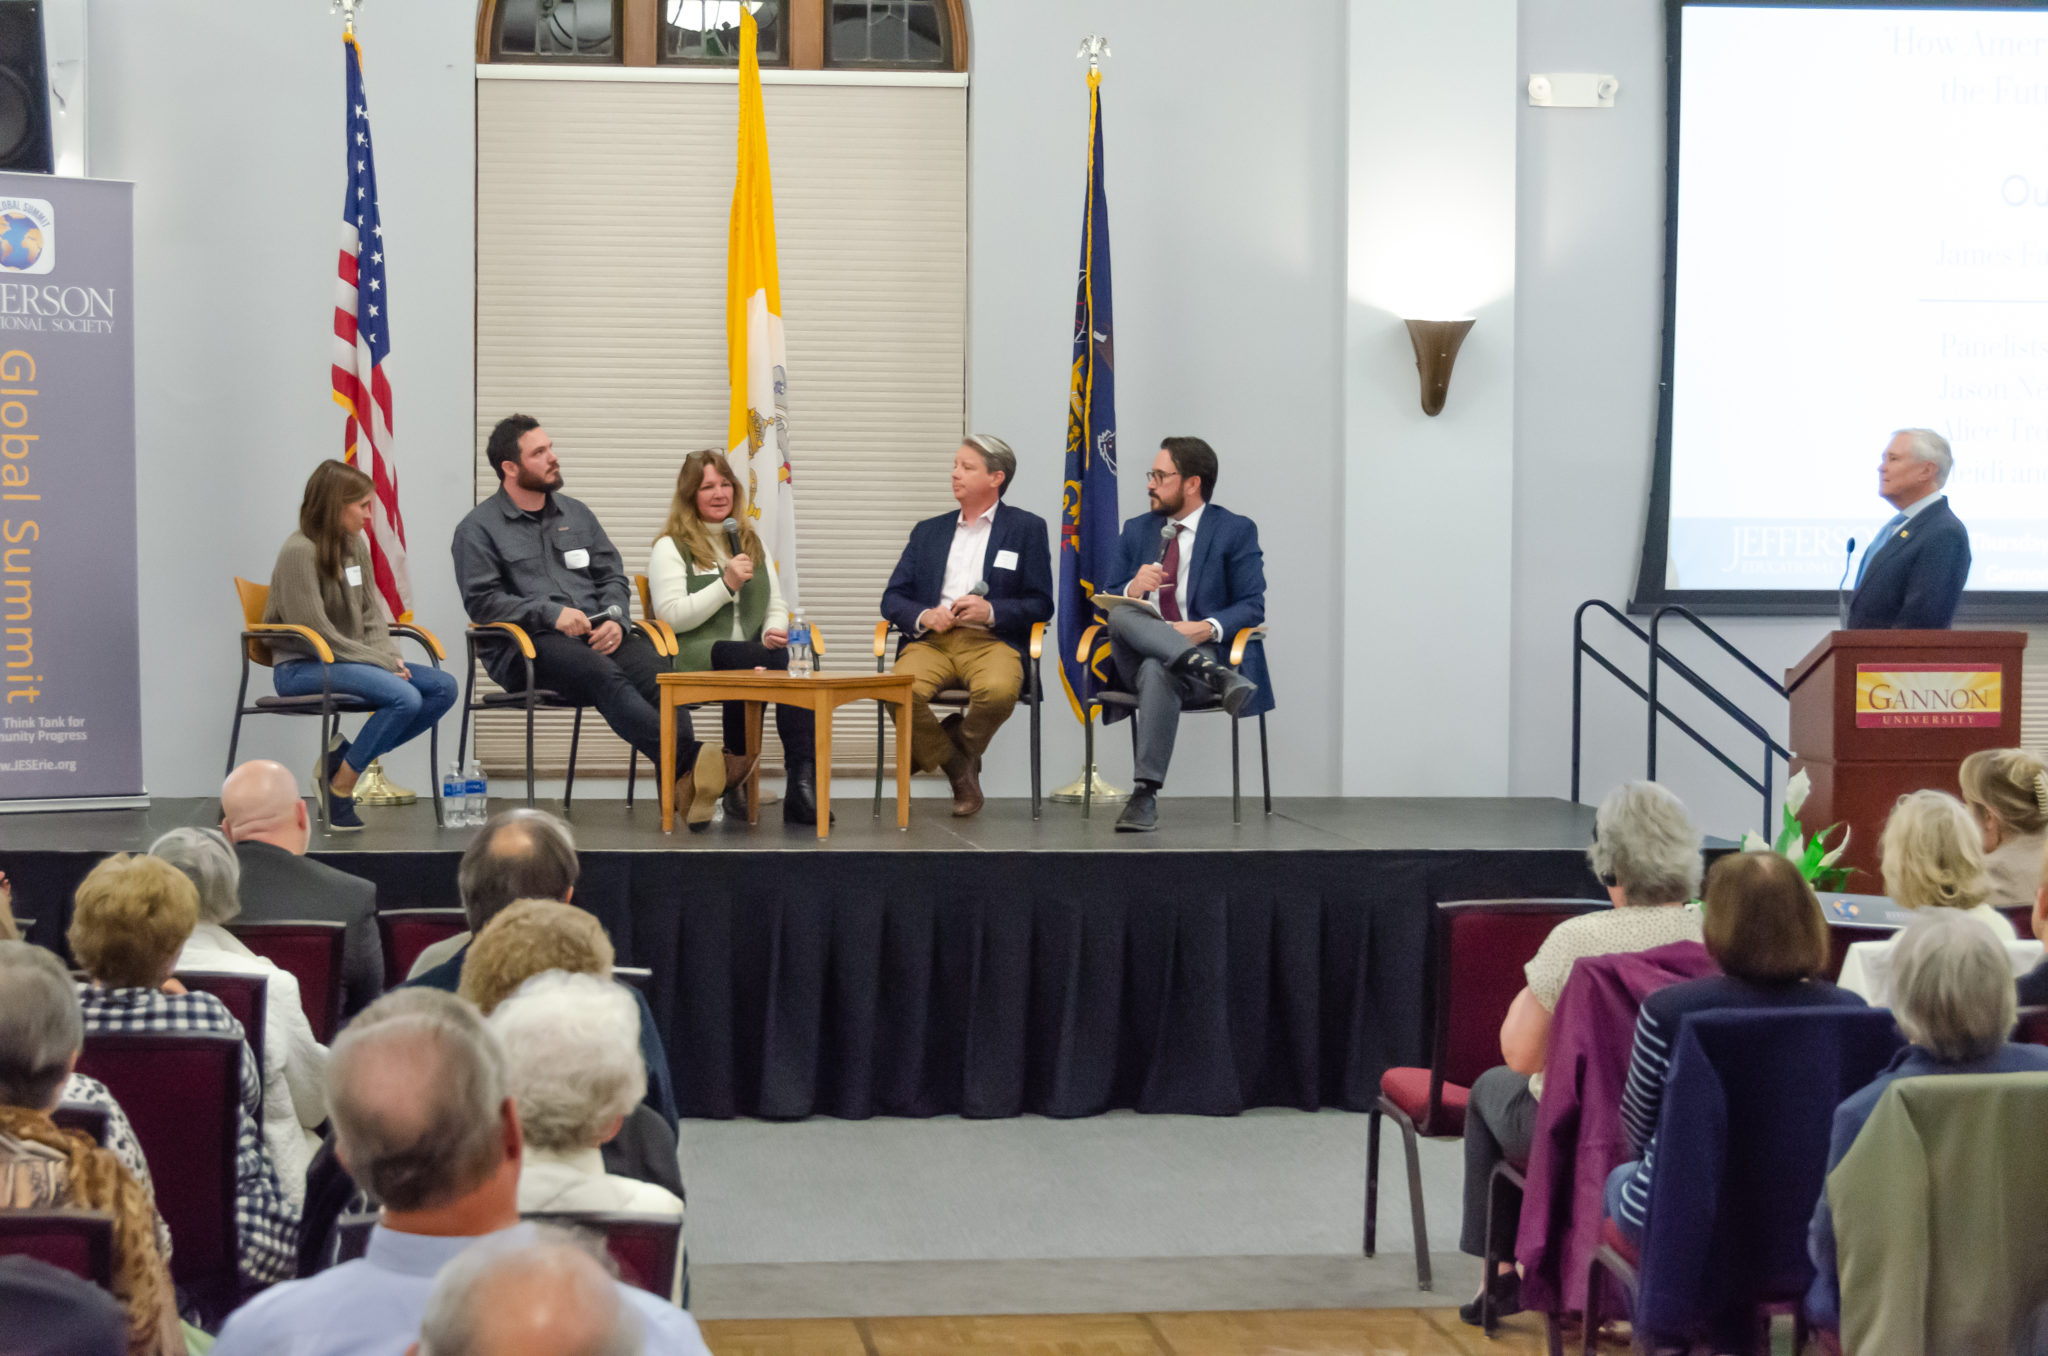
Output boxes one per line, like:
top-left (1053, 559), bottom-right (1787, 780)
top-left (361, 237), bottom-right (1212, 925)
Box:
top-left (452, 415), bottom-right (712, 808)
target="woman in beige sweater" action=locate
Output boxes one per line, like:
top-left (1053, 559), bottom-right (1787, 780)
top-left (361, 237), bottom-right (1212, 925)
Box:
top-left (265, 460), bottom-right (456, 830)
top-left (1959, 747), bottom-right (2048, 912)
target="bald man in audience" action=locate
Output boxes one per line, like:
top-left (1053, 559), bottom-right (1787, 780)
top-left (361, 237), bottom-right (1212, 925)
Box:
top-left (410, 1230), bottom-right (643, 1356)
top-left (212, 989), bottom-right (709, 1356)
top-left (221, 759), bottom-right (383, 1013)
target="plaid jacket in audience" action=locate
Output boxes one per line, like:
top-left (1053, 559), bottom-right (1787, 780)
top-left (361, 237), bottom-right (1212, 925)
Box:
top-left (75, 985), bottom-right (300, 1284)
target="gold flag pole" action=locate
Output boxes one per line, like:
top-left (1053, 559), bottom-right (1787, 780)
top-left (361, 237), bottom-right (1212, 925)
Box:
top-left (1049, 34), bottom-right (1124, 808)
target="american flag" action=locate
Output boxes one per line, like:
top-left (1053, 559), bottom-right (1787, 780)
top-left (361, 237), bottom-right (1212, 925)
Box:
top-left (330, 33), bottom-right (411, 620)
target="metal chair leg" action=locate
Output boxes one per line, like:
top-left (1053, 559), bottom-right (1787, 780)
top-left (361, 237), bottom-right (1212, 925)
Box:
top-left (1364, 1105), bottom-right (1381, 1256)
top-left (874, 694), bottom-right (884, 817)
top-left (1398, 1111), bottom-right (1431, 1291)
top-left (627, 748), bottom-right (638, 808)
top-left (226, 661), bottom-right (253, 777)
top-left (314, 711), bottom-right (333, 830)
top-left (430, 712), bottom-right (443, 828)
top-left (563, 707), bottom-right (584, 810)
top-left (1259, 711), bottom-right (1272, 814)
top-left (524, 691), bottom-right (537, 807)
top-left (1030, 679), bottom-right (1042, 820)
top-left (1230, 713), bottom-right (1242, 825)
top-left (1083, 707), bottom-right (1096, 819)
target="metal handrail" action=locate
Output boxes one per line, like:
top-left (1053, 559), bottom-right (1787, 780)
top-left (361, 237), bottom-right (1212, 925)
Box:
top-left (1572, 599), bottom-right (1791, 835)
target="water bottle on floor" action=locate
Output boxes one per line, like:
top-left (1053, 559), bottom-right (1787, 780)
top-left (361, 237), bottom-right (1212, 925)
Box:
top-left (464, 758), bottom-right (488, 826)
top-left (442, 762), bottom-right (464, 827)
top-left (788, 610), bottom-right (813, 679)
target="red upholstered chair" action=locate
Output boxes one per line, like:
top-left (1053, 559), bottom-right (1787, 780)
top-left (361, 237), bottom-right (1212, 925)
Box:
top-left (2000, 904), bottom-right (2033, 938)
top-left (72, 1032), bottom-right (243, 1320)
top-left (176, 971), bottom-right (267, 1086)
top-left (0, 1210), bottom-right (114, 1286)
top-left (377, 908), bottom-right (468, 988)
top-left (2017, 1006), bottom-right (2048, 1048)
top-left (1824, 924), bottom-right (1891, 983)
top-left (526, 1211), bottom-right (683, 1300)
top-left (229, 919), bottom-right (347, 1044)
top-left (1364, 897), bottom-right (1606, 1291)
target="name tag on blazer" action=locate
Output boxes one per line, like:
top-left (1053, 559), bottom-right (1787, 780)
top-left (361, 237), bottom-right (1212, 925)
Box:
top-left (344, 565), bottom-right (363, 587)
top-left (563, 548), bottom-right (591, 570)
top-left (993, 549), bottom-right (1019, 571)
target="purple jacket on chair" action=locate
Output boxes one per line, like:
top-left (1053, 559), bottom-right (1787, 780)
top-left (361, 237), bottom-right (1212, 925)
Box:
top-left (1515, 940), bottom-right (1719, 1314)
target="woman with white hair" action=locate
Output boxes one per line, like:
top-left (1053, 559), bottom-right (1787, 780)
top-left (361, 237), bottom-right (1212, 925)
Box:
top-left (1457, 781), bottom-right (1706, 1325)
top-left (491, 971), bottom-right (685, 1300)
top-left (1836, 790), bottom-right (2037, 1004)
top-left (152, 826), bottom-right (329, 1205)
top-left (1805, 909), bottom-right (2048, 1332)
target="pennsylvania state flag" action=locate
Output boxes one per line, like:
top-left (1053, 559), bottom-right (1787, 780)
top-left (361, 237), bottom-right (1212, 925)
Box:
top-left (1058, 68), bottom-right (1119, 721)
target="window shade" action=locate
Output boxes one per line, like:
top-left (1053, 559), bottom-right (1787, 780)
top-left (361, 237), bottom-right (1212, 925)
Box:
top-left (474, 76), bottom-right (967, 779)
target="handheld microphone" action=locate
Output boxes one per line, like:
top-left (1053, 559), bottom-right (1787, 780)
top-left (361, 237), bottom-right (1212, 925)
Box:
top-left (720, 517), bottom-right (743, 559)
top-left (1837, 536), bottom-right (1857, 630)
top-left (968, 580), bottom-right (989, 597)
top-left (1154, 521), bottom-right (1177, 563)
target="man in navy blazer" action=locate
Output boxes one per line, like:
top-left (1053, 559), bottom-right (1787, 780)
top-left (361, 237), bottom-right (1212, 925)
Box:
top-left (1846, 428), bottom-right (1971, 630)
top-left (1102, 436), bottom-right (1273, 832)
top-left (880, 435), bottom-right (1054, 815)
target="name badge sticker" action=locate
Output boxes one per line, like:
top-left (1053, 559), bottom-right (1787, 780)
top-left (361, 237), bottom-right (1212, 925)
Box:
top-left (344, 565), bottom-right (363, 587)
top-left (993, 549), bottom-right (1020, 571)
top-left (563, 548), bottom-right (591, 570)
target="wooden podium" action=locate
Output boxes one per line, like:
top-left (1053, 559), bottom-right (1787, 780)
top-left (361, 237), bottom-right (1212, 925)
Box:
top-left (1786, 630), bottom-right (2027, 880)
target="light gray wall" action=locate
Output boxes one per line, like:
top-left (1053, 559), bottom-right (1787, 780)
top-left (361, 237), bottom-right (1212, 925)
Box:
top-left (964, 0), bottom-right (1349, 798)
top-left (93, 0), bottom-right (474, 799)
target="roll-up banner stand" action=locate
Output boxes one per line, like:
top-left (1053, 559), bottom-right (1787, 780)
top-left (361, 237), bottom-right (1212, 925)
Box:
top-left (0, 174), bottom-right (143, 813)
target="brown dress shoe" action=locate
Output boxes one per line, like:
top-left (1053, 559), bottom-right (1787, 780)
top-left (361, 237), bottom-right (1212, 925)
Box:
top-left (943, 750), bottom-right (984, 817)
top-left (676, 744), bottom-right (726, 831)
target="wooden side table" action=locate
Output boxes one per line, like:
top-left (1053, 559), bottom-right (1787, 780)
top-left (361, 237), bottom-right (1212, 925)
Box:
top-left (657, 670), bottom-right (914, 839)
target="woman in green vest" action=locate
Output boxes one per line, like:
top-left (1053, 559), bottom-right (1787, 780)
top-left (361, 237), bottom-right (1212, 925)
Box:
top-left (648, 449), bottom-right (820, 826)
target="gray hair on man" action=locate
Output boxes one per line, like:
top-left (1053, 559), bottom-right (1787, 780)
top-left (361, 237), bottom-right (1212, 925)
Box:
top-left (1587, 781), bottom-right (1704, 907)
top-left (457, 809), bottom-right (579, 934)
top-left (329, 988), bottom-right (509, 1211)
top-left (487, 971), bottom-right (645, 1153)
top-left (1888, 907), bottom-right (2016, 1064)
top-left (413, 1227), bottom-right (641, 1356)
top-left (149, 826), bottom-right (243, 925)
top-left (0, 940), bottom-right (83, 1111)
top-left (962, 434), bottom-right (1017, 498)
top-left (1893, 428), bottom-right (1954, 486)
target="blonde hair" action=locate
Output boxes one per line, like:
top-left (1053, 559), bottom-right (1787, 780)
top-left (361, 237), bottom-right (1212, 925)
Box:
top-left (67, 854), bottom-right (199, 989)
top-left (657, 448), bottom-right (766, 573)
top-left (457, 898), bottom-right (615, 1016)
top-left (1879, 790), bottom-right (1991, 913)
top-left (1958, 747), bottom-right (2048, 836)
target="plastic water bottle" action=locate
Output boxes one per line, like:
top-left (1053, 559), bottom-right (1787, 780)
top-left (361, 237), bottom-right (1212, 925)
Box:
top-left (464, 758), bottom-right (488, 827)
top-left (442, 762), bottom-right (464, 827)
top-left (788, 610), bottom-right (813, 679)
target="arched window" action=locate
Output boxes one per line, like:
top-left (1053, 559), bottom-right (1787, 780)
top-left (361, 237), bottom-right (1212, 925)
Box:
top-left (478, 0), bottom-right (965, 70)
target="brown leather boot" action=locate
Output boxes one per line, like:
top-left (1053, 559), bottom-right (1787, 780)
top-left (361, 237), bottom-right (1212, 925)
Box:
top-left (943, 749), bottom-right (983, 817)
top-left (675, 744), bottom-right (726, 832)
top-left (721, 749), bottom-right (759, 819)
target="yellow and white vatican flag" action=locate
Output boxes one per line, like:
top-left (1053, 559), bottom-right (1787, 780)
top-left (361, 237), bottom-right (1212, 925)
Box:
top-left (726, 3), bottom-right (800, 605)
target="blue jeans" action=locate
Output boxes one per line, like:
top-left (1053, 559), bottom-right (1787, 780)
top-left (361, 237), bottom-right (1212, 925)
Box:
top-left (273, 661), bottom-right (458, 773)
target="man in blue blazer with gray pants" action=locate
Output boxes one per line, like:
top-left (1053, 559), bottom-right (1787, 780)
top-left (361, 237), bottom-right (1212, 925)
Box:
top-left (1102, 436), bottom-right (1274, 832)
top-left (1845, 428), bottom-right (1971, 630)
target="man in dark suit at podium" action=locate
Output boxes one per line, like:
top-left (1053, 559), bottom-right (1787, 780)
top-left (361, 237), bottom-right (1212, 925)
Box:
top-left (1846, 428), bottom-right (1971, 630)
top-left (1103, 437), bottom-right (1274, 833)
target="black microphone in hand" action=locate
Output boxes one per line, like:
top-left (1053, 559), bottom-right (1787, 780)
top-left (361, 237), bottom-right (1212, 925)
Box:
top-left (1837, 536), bottom-right (1857, 630)
top-left (720, 517), bottom-right (743, 559)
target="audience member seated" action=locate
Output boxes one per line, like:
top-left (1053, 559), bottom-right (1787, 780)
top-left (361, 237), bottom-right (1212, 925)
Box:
top-left (411, 1227), bottom-right (647, 1356)
top-left (2020, 888), bottom-right (2048, 1007)
top-left (1603, 850), bottom-right (1864, 1246)
top-left (1806, 908), bottom-right (2048, 1332)
top-left (220, 759), bottom-right (384, 1015)
top-left (67, 854), bottom-right (299, 1287)
top-left (406, 810), bottom-right (677, 1128)
top-left (153, 826), bottom-right (330, 1207)
top-left (1457, 780), bottom-right (1706, 1325)
top-left (1838, 789), bottom-right (2032, 1004)
top-left (0, 940), bottom-right (183, 1355)
top-left (0, 1254), bottom-right (131, 1356)
top-left (1960, 747), bottom-right (2048, 910)
top-left (491, 973), bottom-right (686, 1300)
top-left (211, 989), bottom-right (709, 1355)
top-left (457, 899), bottom-right (684, 1200)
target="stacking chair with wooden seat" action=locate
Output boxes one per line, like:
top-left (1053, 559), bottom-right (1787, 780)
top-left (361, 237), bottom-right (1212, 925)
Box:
top-left (456, 577), bottom-right (675, 811)
top-left (73, 1031), bottom-right (243, 1320)
top-left (376, 907), bottom-right (469, 988)
top-left (1363, 897), bottom-right (1607, 1291)
top-left (873, 620), bottom-right (1044, 817)
top-left (0, 1210), bottom-right (114, 1286)
top-left (1073, 619), bottom-right (1271, 823)
top-left (228, 919), bottom-right (347, 1043)
top-left (228, 577), bottom-right (448, 829)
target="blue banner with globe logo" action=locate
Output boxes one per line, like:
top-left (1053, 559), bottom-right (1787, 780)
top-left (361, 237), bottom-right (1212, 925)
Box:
top-left (0, 174), bottom-right (142, 812)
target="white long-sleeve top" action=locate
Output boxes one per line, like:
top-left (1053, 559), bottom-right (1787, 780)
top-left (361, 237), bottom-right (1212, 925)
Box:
top-left (177, 923), bottom-right (331, 1206)
top-left (647, 535), bottom-right (788, 644)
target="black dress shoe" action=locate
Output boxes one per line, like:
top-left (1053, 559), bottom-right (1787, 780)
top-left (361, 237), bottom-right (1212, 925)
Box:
top-left (1457, 1271), bottom-right (1521, 1327)
top-left (1115, 786), bottom-right (1158, 833)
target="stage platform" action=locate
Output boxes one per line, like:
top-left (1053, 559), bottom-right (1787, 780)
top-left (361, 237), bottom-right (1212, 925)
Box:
top-left (3, 796), bottom-right (1602, 1120)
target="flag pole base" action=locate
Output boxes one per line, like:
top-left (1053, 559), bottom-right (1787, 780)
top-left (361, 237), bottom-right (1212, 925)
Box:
top-left (353, 759), bottom-right (417, 806)
top-left (1048, 764), bottom-right (1126, 805)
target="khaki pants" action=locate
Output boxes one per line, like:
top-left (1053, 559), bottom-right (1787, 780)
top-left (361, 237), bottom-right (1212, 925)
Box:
top-left (890, 627), bottom-right (1023, 773)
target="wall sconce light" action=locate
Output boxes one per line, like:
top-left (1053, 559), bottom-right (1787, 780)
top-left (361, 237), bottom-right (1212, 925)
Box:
top-left (1403, 318), bottom-right (1475, 417)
